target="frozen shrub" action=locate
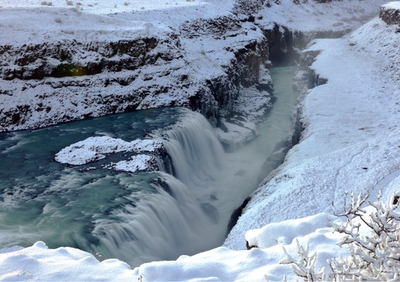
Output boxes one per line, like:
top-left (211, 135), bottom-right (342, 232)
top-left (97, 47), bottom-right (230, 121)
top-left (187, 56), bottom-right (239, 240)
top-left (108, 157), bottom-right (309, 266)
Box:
top-left (281, 190), bottom-right (400, 281)
top-left (280, 239), bottom-right (326, 280)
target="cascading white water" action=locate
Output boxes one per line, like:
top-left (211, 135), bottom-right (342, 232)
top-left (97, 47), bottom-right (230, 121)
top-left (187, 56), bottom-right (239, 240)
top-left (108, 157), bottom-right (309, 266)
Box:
top-left (89, 109), bottom-right (233, 266)
top-left (90, 173), bottom-right (220, 266)
top-left (88, 107), bottom-right (273, 266)
top-left (159, 110), bottom-right (226, 191)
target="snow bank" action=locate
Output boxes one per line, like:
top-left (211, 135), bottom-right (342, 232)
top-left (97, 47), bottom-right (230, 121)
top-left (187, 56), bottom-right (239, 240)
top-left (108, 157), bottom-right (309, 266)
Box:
top-left (245, 213), bottom-right (332, 249)
top-left (0, 8), bottom-right (170, 46)
top-left (0, 214), bottom-right (348, 281)
top-left (225, 9), bottom-right (400, 250)
top-left (255, 0), bottom-right (389, 33)
top-left (55, 136), bottom-right (163, 165)
top-left (0, 241), bottom-right (134, 281)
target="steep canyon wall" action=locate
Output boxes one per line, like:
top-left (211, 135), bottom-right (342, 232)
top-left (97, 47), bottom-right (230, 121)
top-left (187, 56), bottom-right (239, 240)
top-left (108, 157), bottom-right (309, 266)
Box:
top-left (0, 6), bottom-right (335, 133)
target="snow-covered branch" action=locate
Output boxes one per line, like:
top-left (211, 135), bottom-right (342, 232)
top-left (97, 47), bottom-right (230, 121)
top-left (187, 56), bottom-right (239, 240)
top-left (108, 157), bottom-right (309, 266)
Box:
top-left (284, 190), bottom-right (400, 281)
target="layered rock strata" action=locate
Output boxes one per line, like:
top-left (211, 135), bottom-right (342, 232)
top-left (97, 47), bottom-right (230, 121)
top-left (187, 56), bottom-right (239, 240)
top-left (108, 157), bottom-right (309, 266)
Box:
top-left (0, 10), bottom-right (275, 134)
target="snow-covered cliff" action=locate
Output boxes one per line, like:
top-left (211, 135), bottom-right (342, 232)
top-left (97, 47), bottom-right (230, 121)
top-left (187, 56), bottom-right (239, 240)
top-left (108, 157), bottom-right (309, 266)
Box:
top-left (0, 3), bottom-right (272, 140)
top-left (0, 0), bottom-right (386, 144)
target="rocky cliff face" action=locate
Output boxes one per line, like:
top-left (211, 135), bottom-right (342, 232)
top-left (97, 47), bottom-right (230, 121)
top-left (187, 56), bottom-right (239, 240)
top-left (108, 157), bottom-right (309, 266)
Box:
top-left (0, 13), bottom-right (276, 133)
top-left (0, 34), bottom-right (182, 129)
top-left (0, 35), bottom-right (186, 130)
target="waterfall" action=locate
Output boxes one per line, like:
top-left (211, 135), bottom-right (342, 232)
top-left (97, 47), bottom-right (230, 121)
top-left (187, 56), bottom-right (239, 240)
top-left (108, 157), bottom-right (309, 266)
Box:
top-left (160, 109), bottom-right (226, 189)
top-left (89, 173), bottom-right (220, 267)
top-left (89, 109), bottom-right (229, 267)
top-left (0, 65), bottom-right (300, 268)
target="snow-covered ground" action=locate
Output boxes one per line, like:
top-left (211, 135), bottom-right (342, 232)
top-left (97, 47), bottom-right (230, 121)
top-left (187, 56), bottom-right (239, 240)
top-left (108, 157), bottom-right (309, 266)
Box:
top-left (0, 0), bottom-right (209, 15)
top-left (1, 0), bottom-right (399, 281)
top-left (0, 0), bottom-right (386, 45)
top-left (0, 214), bottom-right (350, 281)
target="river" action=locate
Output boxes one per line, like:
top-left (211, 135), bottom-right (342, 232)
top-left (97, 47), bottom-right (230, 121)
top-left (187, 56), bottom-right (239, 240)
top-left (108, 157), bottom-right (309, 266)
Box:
top-left (0, 66), bottom-right (299, 267)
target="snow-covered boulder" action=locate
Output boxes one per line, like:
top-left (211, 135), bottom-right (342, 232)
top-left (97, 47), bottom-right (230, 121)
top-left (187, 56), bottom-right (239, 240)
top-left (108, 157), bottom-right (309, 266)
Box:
top-left (380, 2), bottom-right (400, 26)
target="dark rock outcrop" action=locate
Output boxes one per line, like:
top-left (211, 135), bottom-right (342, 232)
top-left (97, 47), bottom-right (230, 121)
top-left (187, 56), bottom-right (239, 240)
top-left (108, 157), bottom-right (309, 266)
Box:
top-left (0, 37), bottom-right (166, 80)
top-left (292, 49), bottom-right (328, 91)
top-left (0, 34), bottom-right (188, 131)
top-left (227, 196), bottom-right (251, 236)
top-left (380, 3), bottom-right (400, 26)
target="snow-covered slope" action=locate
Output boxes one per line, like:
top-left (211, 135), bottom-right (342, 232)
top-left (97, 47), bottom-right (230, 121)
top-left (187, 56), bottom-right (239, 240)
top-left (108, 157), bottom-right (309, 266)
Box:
top-left (225, 4), bottom-right (400, 250)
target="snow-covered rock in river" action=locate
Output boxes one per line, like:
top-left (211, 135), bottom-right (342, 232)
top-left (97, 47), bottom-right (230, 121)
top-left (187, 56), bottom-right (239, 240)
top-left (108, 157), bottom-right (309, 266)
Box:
top-left (55, 136), bottom-right (164, 170)
top-left (104, 155), bottom-right (160, 173)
